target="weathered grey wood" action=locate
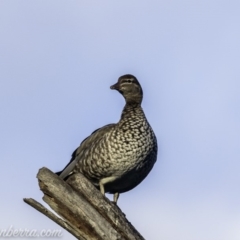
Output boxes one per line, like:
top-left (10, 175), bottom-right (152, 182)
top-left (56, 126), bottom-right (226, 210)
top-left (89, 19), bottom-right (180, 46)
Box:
top-left (24, 167), bottom-right (145, 240)
top-left (23, 198), bottom-right (83, 239)
top-left (67, 173), bottom-right (144, 240)
top-left (38, 167), bottom-right (123, 240)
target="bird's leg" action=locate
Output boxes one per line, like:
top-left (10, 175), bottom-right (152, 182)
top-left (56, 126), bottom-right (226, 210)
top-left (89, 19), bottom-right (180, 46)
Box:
top-left (99, 176), bottom-right (118, 196)
top-left (113, 192), bottom-right (119, 203)
top-left (99, 182), bottom-right (105, 195)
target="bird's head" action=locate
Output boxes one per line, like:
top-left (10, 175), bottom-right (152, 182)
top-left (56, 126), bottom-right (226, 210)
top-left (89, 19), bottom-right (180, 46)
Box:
top-left (110, 74), bottom-right (143, 104)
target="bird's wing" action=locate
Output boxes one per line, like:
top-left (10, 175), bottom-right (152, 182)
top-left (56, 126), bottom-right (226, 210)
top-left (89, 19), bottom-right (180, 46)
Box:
top-left (56, 123), bottom-right (116, 179)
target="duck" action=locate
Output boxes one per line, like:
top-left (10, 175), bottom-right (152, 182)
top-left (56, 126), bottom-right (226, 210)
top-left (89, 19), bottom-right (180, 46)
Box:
top-left (56, 74), bottom-right (158, 203)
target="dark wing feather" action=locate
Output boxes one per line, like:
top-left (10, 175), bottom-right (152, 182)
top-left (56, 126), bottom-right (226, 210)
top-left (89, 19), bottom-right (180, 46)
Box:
top-left (55, 123), bottom-right (115, 179)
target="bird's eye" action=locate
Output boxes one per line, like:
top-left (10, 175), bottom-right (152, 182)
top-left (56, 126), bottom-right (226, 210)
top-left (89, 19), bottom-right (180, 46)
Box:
top-left (127, 79), bottom-right (132, 83)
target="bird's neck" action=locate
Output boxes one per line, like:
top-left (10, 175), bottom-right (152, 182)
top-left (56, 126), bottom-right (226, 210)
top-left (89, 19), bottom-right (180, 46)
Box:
top-left (119, 103), bottom-right (146, 122)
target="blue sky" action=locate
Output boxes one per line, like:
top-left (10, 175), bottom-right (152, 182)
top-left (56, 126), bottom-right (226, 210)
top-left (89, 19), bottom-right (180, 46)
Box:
top-left (1, 1), bottom-right (240, 239)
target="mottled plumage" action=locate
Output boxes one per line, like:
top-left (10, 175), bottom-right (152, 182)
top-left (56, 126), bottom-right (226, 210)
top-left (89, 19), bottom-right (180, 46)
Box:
top-left (56, 74), bottom-right (158, 203)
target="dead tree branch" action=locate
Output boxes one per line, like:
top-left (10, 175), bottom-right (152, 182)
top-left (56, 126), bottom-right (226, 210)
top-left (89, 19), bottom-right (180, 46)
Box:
top-left (23, 167), bottom-right (145, 240)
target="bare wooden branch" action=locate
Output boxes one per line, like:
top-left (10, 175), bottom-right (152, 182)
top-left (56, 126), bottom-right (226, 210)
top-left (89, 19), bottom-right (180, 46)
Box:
top-left (24, 167), bottom-right (145, 240)
top-left (23, 198), bottom-right (83, 239)
top-left (67, 173), bottom-right (144, 240)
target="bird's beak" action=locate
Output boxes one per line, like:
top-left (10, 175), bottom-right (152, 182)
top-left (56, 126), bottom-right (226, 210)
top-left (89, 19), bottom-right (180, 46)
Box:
top-left (110, 82), bottom-right (120, 90)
